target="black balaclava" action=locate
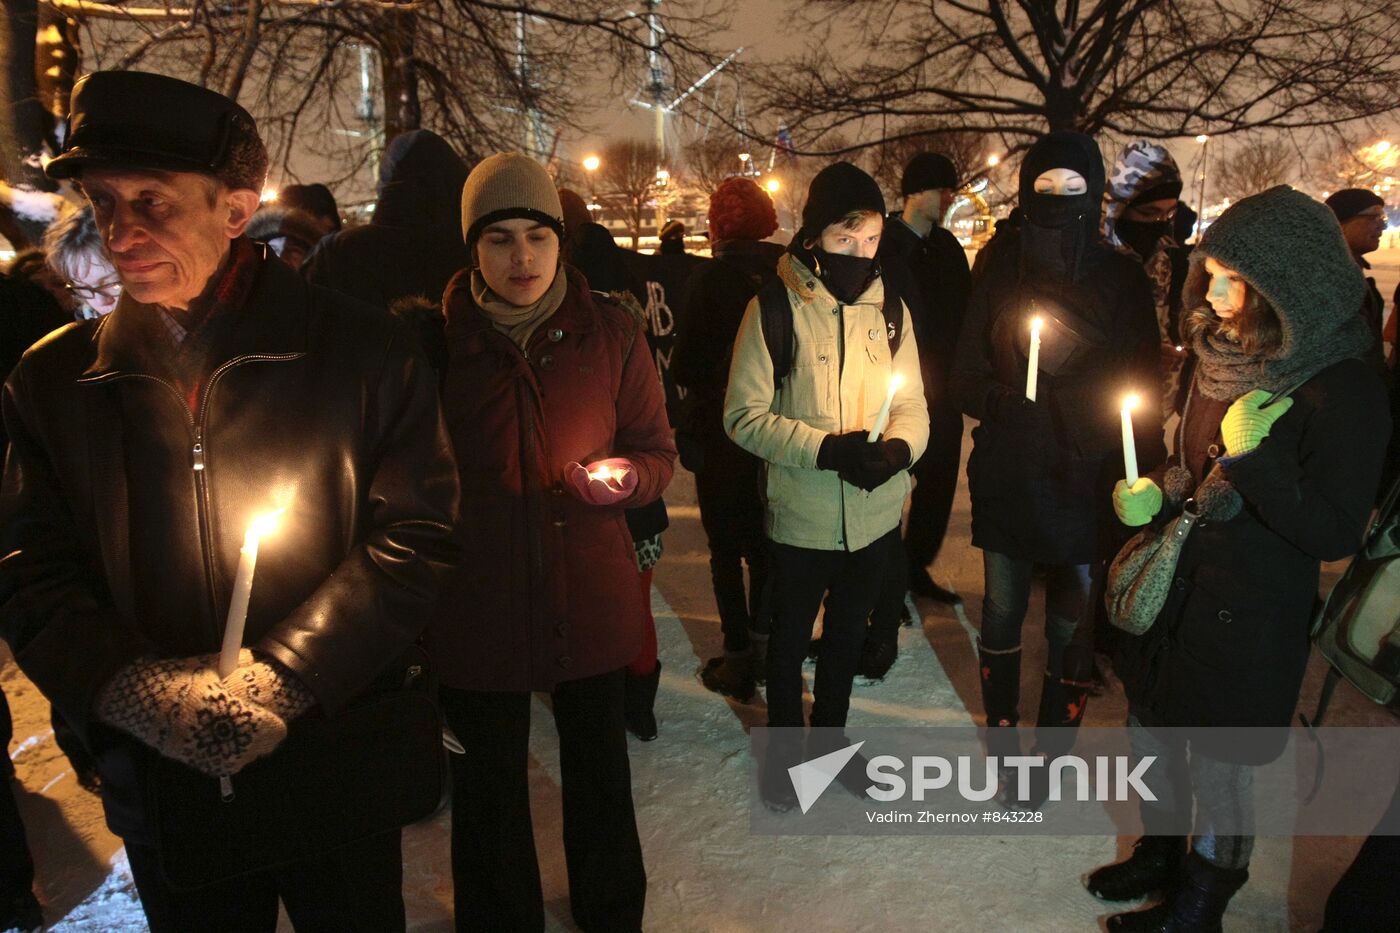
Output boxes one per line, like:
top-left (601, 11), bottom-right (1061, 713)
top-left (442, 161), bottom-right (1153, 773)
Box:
top-left (1017, 132), bottom-right (1105, 282)
top-left (790, 161), bottom-right (886, 304)
top-left (1116, 217), bottom-right (1169, 260)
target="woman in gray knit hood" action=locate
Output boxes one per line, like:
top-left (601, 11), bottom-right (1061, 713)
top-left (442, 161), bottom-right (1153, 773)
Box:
top-left (1088, 185), bottom-right (1389, 930)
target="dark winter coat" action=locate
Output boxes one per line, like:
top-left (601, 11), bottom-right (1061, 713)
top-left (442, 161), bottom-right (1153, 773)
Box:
top-left (0, 255), bottom-right (461, 836)
top-left (0, 272), bottom-right (73, 447)
top-left (878, 215), bottom-right (971, 408)
top-left (672, 238), bottom-right (785, 440)
top-left (953, 232), bottom-right (1166, 564)
top-left (621, 247), bottom-right (704, 426)
top-left (426, 268), bottom-right (676, 692)
top-left (302, 130), bottom-right (471, 309)
top-left (1116, 359), bottom-right (1390, 763)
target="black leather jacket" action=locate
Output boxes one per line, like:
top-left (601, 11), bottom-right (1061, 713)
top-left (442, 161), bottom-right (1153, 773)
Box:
top-left (0, 256), bottom-right (460, 741)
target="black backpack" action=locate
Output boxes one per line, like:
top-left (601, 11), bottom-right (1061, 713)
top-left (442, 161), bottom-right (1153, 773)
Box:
top-left (756, 275), bottom-right (903, 383)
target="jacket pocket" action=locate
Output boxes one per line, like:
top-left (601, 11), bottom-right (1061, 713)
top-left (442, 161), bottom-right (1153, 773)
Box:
top-left (783, 338), bottom-right (835, 421)
top-left (1174, 573), bottom-right (1270, 668)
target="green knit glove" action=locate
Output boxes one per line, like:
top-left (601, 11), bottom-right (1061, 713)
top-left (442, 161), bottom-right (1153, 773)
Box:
top-left (1113, 478), bottom-right (1163, 527)
top-left (1221, 389), bottom-right (1294, 456)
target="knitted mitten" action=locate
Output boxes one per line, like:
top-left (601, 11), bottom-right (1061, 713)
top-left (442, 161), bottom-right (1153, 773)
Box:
top-left (1113, 477), bottom-right (1163, 527)
top-left (222, 648), bottom-right (317, 722)
top-left (96, 656), bottom-right (289, 776)
top-left (1221, 389), bottom-right (1294, 456)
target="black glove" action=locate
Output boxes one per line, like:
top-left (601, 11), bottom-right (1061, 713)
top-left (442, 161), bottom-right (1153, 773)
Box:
top-left (992, 389), bottom-right (1051, 440)
top-left (841, 439), bottom-right (912, 492)
top-left (816, 430), bottom-right (871, 474)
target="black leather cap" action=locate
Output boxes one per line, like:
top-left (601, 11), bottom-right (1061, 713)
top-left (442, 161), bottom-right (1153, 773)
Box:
top-left (46, 71), bottom-right (265, 190)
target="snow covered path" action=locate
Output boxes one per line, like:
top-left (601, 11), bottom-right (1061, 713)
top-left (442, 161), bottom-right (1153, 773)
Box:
top-left (5, 423), bottom-right (1392, 932)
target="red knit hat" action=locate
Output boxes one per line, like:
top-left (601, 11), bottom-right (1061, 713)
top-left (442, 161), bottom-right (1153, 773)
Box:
top-left (708, 177), bottom-right (778, 242)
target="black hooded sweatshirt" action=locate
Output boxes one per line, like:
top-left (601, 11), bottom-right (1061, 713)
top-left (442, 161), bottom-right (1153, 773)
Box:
top-left (953, 132), bottom-right (1166, 564)
top-left (303, 130), bottom-right (471, 309)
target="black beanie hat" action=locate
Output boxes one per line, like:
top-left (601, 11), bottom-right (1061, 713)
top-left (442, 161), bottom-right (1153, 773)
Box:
top-left (800, 162), bottom-right (885, 237)
top-left (1018, 132), bottom-right (1104, 203)
top-left (901, 152), bottom-right (959, 196)
top-left (1325, 188), bottom-right (1385, 224)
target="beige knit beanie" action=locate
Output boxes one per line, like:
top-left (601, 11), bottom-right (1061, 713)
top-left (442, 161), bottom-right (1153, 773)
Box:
top-left (461, 152), bottom-right (564, 246)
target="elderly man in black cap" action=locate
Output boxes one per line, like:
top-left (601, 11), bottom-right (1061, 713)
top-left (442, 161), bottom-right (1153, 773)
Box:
top-left (867, 153), bottom-right (972, 671)
top-left (0, 71), bottom-right (459, 930)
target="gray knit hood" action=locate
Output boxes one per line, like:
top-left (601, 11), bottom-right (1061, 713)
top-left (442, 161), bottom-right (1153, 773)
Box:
top-left (1183, 185), bottom-right (1373, 400)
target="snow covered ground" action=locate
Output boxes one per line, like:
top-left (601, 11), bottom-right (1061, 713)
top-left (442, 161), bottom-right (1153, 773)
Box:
top-left (4, 426), bottom-right (1395, 932)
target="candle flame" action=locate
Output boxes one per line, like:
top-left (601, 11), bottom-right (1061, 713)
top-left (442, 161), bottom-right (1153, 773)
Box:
top-left (888, 373), bottom-right (905, 396)
top-left (1030, 316), bottom-right (1043, 336)
top-left (248, 509), bottom-right (284, 541)
top-left (1122, 393), bottom-right (1141, 413)
top-left (589, 465), bottom-right (623, 482)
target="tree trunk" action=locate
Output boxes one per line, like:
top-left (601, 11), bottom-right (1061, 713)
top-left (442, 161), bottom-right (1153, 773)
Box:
top-left (0, 0), bottom-right (55, 248)
top-left (379, 10), bottom-right (421, 144)
top-left (35, 4), bottom-right (80, 147)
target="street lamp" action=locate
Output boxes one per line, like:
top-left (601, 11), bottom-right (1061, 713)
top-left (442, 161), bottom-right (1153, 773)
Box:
top-left (739, 151), bottom-right (751, 176)
top-left (1194, 134), bottom-right (1210, 240)
top-left (582, 155), bottom-right (601, 218)
top-left (987, 154), bottom-right (1000, 168)
top-left (765, 177), bottom-right (780, 194)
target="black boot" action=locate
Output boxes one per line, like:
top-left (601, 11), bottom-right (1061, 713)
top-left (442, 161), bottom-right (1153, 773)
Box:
top-left (909, 566), bottom-right (962, 604)
top-left (977, 640), bottom-right (1021, 730)
top-left (1107, 851), bottom-right (1248, 932)
top-left (624, 661), bottom-right (661, 741)
top-left (858, 633), bottom-right (898, 681)
top-left (700, 650), bottom-right (757, 703)
top-left (1087, 835), bottom-right (1188, 902)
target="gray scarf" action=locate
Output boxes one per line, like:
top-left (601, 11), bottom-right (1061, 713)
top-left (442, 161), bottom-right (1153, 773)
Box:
top-left (1191, 310), bottom-right (1372, 402)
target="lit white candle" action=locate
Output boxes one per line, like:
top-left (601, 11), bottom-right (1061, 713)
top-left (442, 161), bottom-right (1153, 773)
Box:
top-left (1121, 394), bottom-right (1140, 486)
top-left (218, 510), bottom-right (283, 679)
top-left (587, 464), bottom-right (629, 491)
top-left (868, 373), bottom-right (905, 442)
top-left (1026, 316), bottom-right (1043, 402)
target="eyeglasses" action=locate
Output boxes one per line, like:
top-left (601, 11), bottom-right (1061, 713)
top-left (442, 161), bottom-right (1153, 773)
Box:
top-left (1125, 205), bottom-right (1178, 223)
top-left (65, 280), bottom-right (122, 301)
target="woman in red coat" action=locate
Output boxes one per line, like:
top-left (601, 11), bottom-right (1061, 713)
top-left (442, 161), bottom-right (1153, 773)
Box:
top-left (426, 153), bottom-right (676, 933)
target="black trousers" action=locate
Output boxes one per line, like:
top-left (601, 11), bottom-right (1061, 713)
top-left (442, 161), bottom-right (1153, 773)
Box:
top-left (767, 530), bottom-right (896, 728)
top-left (904, 401), bottom-right (963, 570)
top-left (125, 831), bottom-right (404, 933)
top-left (693, 433), bottom-right (770, 651)
top-left (0, 688), bottom-right (34, 901)
top-left (870, 402), bottom-right (962, 639)
top-left (440, 669), bottom-right (646, 933)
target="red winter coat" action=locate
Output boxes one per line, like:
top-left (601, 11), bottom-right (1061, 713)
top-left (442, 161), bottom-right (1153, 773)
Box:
top-left (426, 267), bottom-right (676, 692)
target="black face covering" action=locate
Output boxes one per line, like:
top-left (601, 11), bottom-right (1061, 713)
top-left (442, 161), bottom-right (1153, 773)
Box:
top-left (813, 248), bottom-right (878, 304)
top-left (1016, 133), bottom-right (1106, 283)
top-left (1115, 217), bottom-right (1171, 260)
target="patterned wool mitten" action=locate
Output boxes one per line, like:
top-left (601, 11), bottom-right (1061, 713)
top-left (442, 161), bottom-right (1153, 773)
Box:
top-left (222, 648), bottom-right (317, 722)
top-left (1220, 389), bottom-right (1293, 456)
top-left (96, 656), bottom-right (289, 777)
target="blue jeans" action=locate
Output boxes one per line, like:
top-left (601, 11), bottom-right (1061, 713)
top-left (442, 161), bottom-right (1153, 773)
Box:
top-left (978, 550), bottom-right (1092, 678)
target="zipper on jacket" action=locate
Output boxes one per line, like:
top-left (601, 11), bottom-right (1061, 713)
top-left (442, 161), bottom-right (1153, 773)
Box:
top-left (81, 353), bottom-right (302, 647)
top-left (191, 353), bottom-right (304, 642)
top-left (835, 303), bottom-right (848, 550)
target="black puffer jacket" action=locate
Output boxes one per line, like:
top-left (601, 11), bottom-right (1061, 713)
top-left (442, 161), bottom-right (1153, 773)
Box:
top-left (303, 130), bottom-right (471, 308)
top-left (0, 255), bottom-right (460, 831)
top-left (954, 231), bottom-right (1166, 564)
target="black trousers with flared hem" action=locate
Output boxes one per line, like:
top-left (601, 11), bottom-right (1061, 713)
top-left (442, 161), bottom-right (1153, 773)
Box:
top-left (440, 669), bottom-right (646, 933)
top-left (126, 831), bottom-right (405, 933)
top-left (765, 530), bottom-right (897, 728)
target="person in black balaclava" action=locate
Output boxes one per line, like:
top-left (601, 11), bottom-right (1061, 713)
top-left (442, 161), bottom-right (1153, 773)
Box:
top-left (952, 132), bottom-right (1166, 810)
top-left (723, 161), bottom-right (930, 810)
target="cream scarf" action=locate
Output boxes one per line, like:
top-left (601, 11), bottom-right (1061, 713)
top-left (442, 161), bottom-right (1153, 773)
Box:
top-left (471, 266), bottom-right (567, 349)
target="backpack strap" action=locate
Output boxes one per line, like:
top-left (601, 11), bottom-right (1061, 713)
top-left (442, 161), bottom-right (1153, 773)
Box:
top-left (757, 277), bottom-right (795, 385)
top-left (880, 275), bottom-right (903, 356)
